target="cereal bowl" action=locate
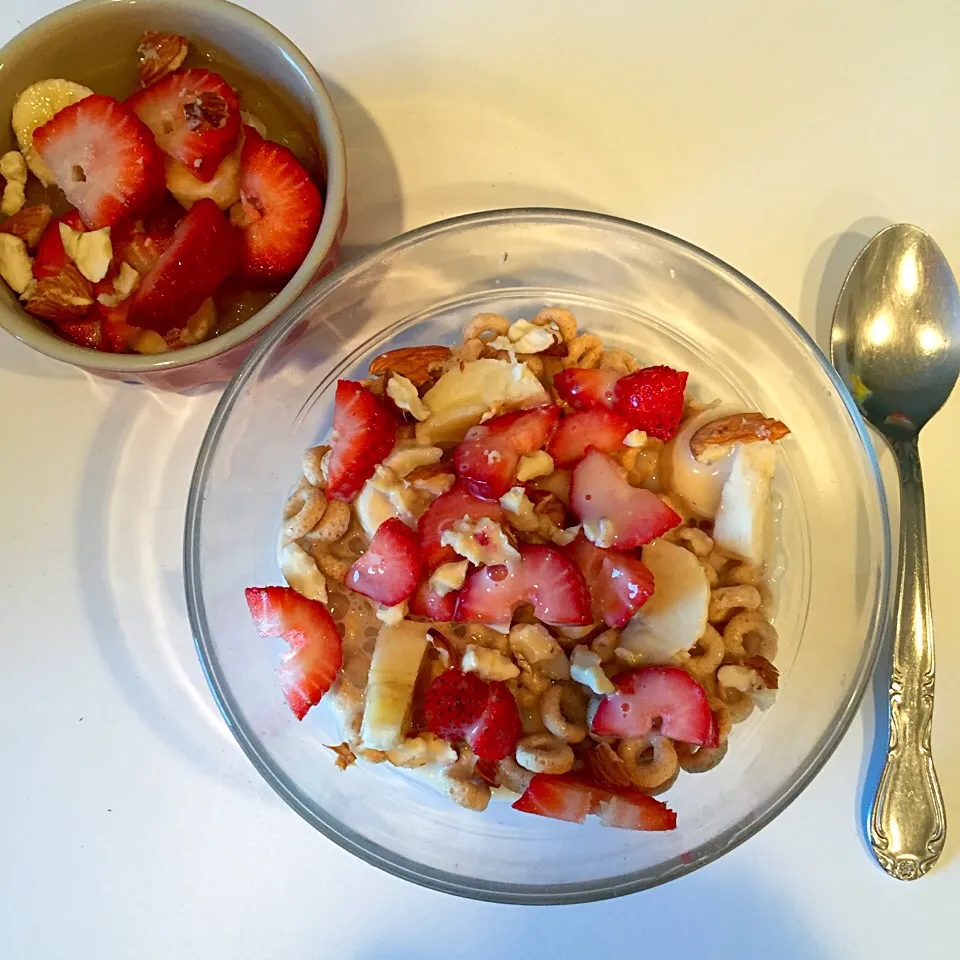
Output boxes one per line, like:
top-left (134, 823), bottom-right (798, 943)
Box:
top-left (185, 209), bottom-right (891, 902)
top-left (0, 0), bottom-right (346, 391)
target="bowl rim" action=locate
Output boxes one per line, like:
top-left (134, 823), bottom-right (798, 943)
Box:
top-left (0, 0), bottom-right (347, 373)
top-left (184, 206), bottom-right (892, 903)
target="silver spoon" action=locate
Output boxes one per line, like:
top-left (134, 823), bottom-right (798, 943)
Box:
top-left (831, 223), bottom-right (959, 879)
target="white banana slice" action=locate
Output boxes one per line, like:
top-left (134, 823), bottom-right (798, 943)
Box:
top-left (165, 146), bottom-right (241, 211)
top-left (360, 621), bottom-right (429, 750)
top-left (12, 79), bottom-right (94, 186)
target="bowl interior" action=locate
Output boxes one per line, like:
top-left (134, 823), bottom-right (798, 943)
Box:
top-left (186, 210), bottom-right (890, 902)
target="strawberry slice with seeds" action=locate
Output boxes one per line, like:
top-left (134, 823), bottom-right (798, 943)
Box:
top-left (612, 365), bottom-right (689, 441)
top-left (512, 774), bottom-right (607, 824)
top-left (417, 482), bottom-right (505, 569)
top-left (570, 449), bottom-right (681, 549)
top-left (129, 197), bottom-right (241, 334)
top-left (553, 367), bottom-right (620, 410)
top-left (546, 408), bottom-right (633, 466)
top-left (596, 789), bottom-right (678, 832)
top-left (244, 585), bottom-right (344, 720)
top-left (325, 380), bottom-right (398, 502)
top-left (591, 665), bottom-right (716, 745)
top-left (346, 517), bottom-right (423, 607)
top-left (229, 126), bottom-right (323, 284)
top-left (408, 579), bottom-right (458, 621)
top-left (128, 69), bottom-right (241, 181)
top-left (33, 210), bottom-right (85, 280)
top-left (424, 669), bottom-right (522, 761)
top-left (456, 544), bottom-right (592, 628)
top-left (454, 405), bottom-right (560, 500)
top-left (53, 317), bottom-right (104, 350)
top-left (33, 95), bottom-right (165, 229)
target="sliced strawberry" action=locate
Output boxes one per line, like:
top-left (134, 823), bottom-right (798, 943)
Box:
top-left (408, 579), bottom-right (458, 621)
top-left (229, 126), bottom-right (322, 284)
top-left (596, 790), bottom-right (678, 831)
top-left (128, 69), bottom-right (241, 181)
top-left (33, 211), bottom-right (85, 280)
top-left (53, 317), bottom-right (104, 350)
top-left (112, 197), bottom-right (183, 276)
top-left (424, 669), bottom-right (522, 761)
top-left (553, 367), bottom-right (620, 410)
top-left (94, 298), bottom-right (136, 353)
top-left (129, 198), bottom-right (241, 334)
top-left (546, 408), bottom-right (633, 466)
top-left (325, 380), bottom-right (398, 502)
top-left (512, 774), bottom-right (607, 824)
top-left (612, 365), bottom-right (689, 441)
top-left (570, 449), bottom-right (681, 549)
top-left (244, 585), bottom-right (344, 720)
top-left (33, 95), bottom-right (164, 229)
top-left (346, 518), bottom-right (422, 607)
top-left (456, 544), bottom-right (592, 628)
top-left (417, 483), bottom-right (505, 569)
top-left (591, 666), bottom-right (716, 746)
top-left (454, 405), bottom-right (560, 500)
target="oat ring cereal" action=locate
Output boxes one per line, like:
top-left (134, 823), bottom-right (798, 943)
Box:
top-left (540, 682), bottom-right (589, 744)
top-left (282, 481), bottom-right (328, 542)
top-left (708, 584), bottom-right (763, 624)
top-left (723, 611), bottom-right (779, 661)
top-left (562, 332), bottom-right (603, 368)
top-left (301, 445), bottom-right (330, 489)
top-left (599, 347), bottom-right (639, 373)
top-left (515, 733), bottom-right (576, 774)
top-left (463, 312), bottom-right (510, 342)
top-left (531, 307), bottom-right (578, 342)
top-left (679, 624), bottom-right (725, 679)
top-left (617, 735), bottom-right (680, 790)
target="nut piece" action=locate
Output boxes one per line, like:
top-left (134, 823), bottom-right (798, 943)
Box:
top-left (0, 204), bottom-right (53, 250)
top-left (325, 742), bottom-right (356, 771)
top-left (59, 222), bottom-right (113, 283)
top-left (689, 412), bottom-right (790, 459)
top-left (369, 345), bottom-right (451, 387)
top-left (24, 262), bottom-right (94, 320)
top-left (0, 234), bottom-right (34, 295)
top-left (137, 31), bottom-right (190, 87)
top-left (0, 151), bottom-right (28, 216)
top-left (743, 654), bottom-right (779, 689)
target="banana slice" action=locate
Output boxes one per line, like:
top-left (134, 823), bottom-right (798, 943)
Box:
top-left (360, 621), bottom-right (429, 750)
top-left (12, 79), bottom-right (94, 185)
top-left (165, 146), bottom-right (241, 211)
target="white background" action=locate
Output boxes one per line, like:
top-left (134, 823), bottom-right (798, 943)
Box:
top-left (2, 1), bottom-right (959, 956)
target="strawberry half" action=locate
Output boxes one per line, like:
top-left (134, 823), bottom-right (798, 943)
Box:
top-left (325, 380), bottom-right (398, 502)
top-left (408, 579), bottom-right (458, 621)
top-left (596, 789), bottom-right (678, 832)
top-left (569, 449), bottom-right (681, 549)
top-left (230, 126), bottom-right (322, 284)
top-left (553, 367), bottom-right (620, 410)
top-left (591, 666), bottom-right (716, 746)
top-left (612, 365), bottom-right (689, 441)
top-left (346, 517), bottom-right (423, 607)
top-left (455, 544), bottom-right (592, 628)
top-left (244, 585), bottom-right (344, 720)
top-left (417, 483), bottom-right (505, 569)
top-left (454, 405), bottom-right (560, 500)
top-left (546, 408), bottom-right (633, 466)
top-left (129, 197), bottom-right (241, 334)
top-left (33, 95), bottom-right (165, 229)
top-left (33, 210), bottom-right (85, 280)
top-left (424, 669), bottom-right (522, 761)
top-left (128, 69), bottom-right (241, 181)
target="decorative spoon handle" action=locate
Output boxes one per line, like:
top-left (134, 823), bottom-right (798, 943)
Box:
top-left (870, 438), bottom-right (946, 880)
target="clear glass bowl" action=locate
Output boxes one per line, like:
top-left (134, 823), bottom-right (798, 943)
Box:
top-left (185, 209), bottom-right (891, 903)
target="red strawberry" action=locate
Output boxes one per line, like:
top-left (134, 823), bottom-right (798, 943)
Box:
top-left (512, 774), bottom-right (607, 824)
top-left (325, 380), bottom-right (398, 502)
top-left (569, 449), bottom-right (681, 549)
top-left (424, 669), bottom-right (522, 761)
top-left (346, 518), bottom-right (422, 607)
top-left (612, 365), bottom-right (689, 441)
top-left (417, 483), bottom-right (505, 569)
top-left (408, 579), bottom-right (458, 621)
top-left (546, 408), bottom-right (633, 466)
top-left (53, 317), bottom-right (104, 350)
top-left (33, 95), bottom-right (164, 229)
top-left (128, 69), bottom-right (241, 181)
top-left (456, 545), bottom-right (592, 629)
top-left (229, 126), bottom-right (322, 284)
top-left (244, 585), bottom-right (344, 720)
top-left (591, 666), bottom-right (716, 746)
top-left (96, 300), bottom-right (135, 353)
top-left (596, 789), bottom-right (678, 832)
top-left (129, 198), bottom-right (241, 334)
top-left (454, 405), bottom-right (560, 500)
top-left (33, 211), bottom-right (85, 280)
top-left (553, 367), bottom-right (620, 410)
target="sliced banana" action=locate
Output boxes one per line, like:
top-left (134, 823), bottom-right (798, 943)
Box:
top-left (12, 79), bottom-right (94, 186)
top-left (165, 146), bottom-right (241, 212)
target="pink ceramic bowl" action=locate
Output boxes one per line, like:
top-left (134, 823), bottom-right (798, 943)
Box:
top-left (0, 0), bottom-right (346, 391)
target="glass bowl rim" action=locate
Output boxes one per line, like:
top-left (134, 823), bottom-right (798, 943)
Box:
top-left (184, 207), bottom-right (892, 904)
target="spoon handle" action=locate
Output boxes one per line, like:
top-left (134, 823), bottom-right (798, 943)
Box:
top-left (870, 437), bottom-right (946, 880)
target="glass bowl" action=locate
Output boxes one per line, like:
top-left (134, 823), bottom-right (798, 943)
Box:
top-left (185, 209), bottom-right (891, 903)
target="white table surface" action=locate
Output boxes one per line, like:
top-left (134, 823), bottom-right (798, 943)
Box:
top-left (2, 1), bottom-right (959, 956)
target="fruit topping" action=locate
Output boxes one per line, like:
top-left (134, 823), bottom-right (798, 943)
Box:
top-left (346, 517), bottom-right (423, 607)
top-left (546, 407), bottom-right (633, 466)
top-left (417, 482), bottom-right (506, 570)
top-left (612, 365), bottom-right (688, 441)
top-left (552, 367), bottom-right (619, 410)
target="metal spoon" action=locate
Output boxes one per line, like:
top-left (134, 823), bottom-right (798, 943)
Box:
top-left (831, 223), bottom-right (959, 879)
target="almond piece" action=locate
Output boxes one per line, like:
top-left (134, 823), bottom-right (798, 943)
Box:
top-left (24, 263), bottom-right (94, 321)
top-left (369, 345), bottom-right (451, 388)
top-left (584, 742), bottom-right (634, 790)
top-left (137, 31), bottom-right (189, 88)
top-left (689, 412), bottom-right (790, 459)
top-left (0, 204), bottom-right (53, 250)
top-left (743, 654), bottom-right (779, 690)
